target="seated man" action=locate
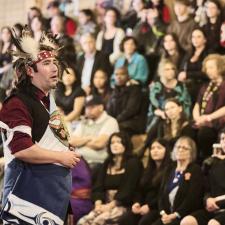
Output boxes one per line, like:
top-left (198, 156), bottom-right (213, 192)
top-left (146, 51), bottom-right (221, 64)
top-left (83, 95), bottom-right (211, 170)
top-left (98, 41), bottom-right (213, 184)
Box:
top-left (77, 33), bottom-right (112, 93)
top-left (107, 66), bottom-right (148, 135)
top-left (69, 95), bottom-right (119, 170)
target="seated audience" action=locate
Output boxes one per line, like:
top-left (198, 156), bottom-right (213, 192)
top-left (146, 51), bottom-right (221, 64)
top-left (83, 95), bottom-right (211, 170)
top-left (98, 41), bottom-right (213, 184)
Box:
top-left (180, 128), bottom-right (225, 225)
top-left (77, 33), bottom-right (112, 93)
top-left (55, 66), bottom-right (85, 130)
top-left (47, 0), bottom-right (77, 37)
top-left (150, 136), bottom-right (204, 225)
top-left (160, 33), bottom-right (186, 71)
top-left (112, 36), bottom-right (149, 86)
top-left (146, 59), bottom-right (191, 136)
top-left (146, 0), bottom-right (170, 24)
top-left (107, 66), bottom-right (148, 135)
top-left (203, 0), bottom-right (223, 53)
top-left (69, 95), bottom-right (119, 170)
top-left (118, 138), bottom-right (171, 225)
top-left (96, 7), bottom-right (125, 64)
top-left (77, 132), bottom-right (143, 225)
top-left (132, 7), bottom-right (166, 79)
top-left (158, 98), bottom-right (195, 147)
top-left (121, 0), bottom-right (147, 31)
top-left (30, 16), bottom-right (44, 42)
top-left (167, 0), bottom-right (197, 52)
top-left (76, 9), bottom-right (98, 41)
top-left (193, 54), bottom-right (225, 160)
top-left (178, 27), bottom-right (212, 104)
top-left (50, 15), bottom-right (77, 65)
top-left (0, 26), bottom-right (14, 102)
top-left (89, 69), bottom-right (112, 107)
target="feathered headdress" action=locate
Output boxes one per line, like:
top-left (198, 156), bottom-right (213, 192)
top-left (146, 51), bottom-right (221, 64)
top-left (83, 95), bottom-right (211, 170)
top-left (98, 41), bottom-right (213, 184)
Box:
top-left (11, 26), bottom-right (64, 75)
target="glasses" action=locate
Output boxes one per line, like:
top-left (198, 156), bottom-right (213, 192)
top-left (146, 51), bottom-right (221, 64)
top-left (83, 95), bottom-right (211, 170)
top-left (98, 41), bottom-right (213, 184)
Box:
top-left (175, 145), bottom-right (191, 151)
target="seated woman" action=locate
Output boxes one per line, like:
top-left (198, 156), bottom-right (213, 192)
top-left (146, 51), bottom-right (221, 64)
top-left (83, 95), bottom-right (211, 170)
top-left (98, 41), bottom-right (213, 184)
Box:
top-left (146, 59), bottom-right (191, 136)
top-left (77, 131), bottom-right (143, 225)
top-left (151, 136), bottom-right (204, 225)
top-left (0, 26), bottom-right (14, 102)
top-left (193, 54), bottom-right (225, 160)
top-left (157, 98), bottom-right (195, 147)
top-left (55, 65), bottom-right (86, 131)
top-left (118, 138), bottom-right (171, 225)
top-left (89, 69), bottom-right (112, 107)
top-left (178, 27), bottom-right (212, 104)
top-left (180, 128), bottom-right (225, 225)
top-left (159, 33), bottom-right (185, 71)
top-left (96, 7), bottom-right (125, 64)
top-left (112, 36), bottom-right (149, 86)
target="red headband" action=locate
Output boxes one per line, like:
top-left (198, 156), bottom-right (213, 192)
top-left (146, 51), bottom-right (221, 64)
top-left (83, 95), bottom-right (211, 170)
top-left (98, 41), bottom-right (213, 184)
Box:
top-left (34, 50), bottom-right (55, 64)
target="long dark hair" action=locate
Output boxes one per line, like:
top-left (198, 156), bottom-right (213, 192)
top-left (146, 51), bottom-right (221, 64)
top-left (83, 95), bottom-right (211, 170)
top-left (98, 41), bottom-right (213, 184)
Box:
top-left (56, 64), bottom-right (81, 93)
top-left (163, 98), bottom-right (187, 140)
top-left (106, 132), bottom-right (133, 171)
top-left (141, 138), bottom-right (171, 187)
top-left (0, 26), bottom-right (14, 53)
top-left (162, 32), bottom-right (184, 58)
top-left (91, 69), bottom-right (111, 97)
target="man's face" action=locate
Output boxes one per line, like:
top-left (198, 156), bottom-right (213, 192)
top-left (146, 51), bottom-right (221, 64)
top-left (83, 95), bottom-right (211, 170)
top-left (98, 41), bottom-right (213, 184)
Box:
top-left (85, 105), bottom-right (102, 120)
top-left (81, 36), bottom-right (96, 54)
top-left (115, 69), bottom-right (129, 86)
top-left (31, 57), bottom-right (59, 93)
top-left (174, 2), bottom-right (188, 17)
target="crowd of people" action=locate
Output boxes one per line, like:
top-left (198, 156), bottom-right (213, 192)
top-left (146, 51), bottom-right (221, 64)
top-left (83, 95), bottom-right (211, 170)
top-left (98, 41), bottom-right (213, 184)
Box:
top-left (0, 0), bottom-right (225, 224)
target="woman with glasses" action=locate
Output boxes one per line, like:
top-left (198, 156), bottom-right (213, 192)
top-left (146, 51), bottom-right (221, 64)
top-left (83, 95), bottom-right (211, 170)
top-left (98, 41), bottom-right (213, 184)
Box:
top-left (181, 128), bottom-right (225, 225)
top-left (149, 136), bottom-right (204, 225)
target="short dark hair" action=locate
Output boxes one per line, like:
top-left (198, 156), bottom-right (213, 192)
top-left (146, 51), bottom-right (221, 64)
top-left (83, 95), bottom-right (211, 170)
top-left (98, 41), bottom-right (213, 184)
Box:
top-left (120, 36), bottom-right (138, 52)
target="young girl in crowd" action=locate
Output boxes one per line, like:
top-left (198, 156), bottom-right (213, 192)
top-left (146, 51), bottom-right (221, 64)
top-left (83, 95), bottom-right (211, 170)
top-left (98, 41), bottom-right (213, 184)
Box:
top-left (77, 132), bottom-right (142, 225)
top-left (118, 138), bottom-right (171, 225)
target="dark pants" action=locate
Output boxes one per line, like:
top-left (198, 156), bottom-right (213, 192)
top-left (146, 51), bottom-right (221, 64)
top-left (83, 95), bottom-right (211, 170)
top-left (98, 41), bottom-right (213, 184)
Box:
top-left (118, 210), bottom-right (158, 225)
top-left (196, 126), bottom-right (217, 160)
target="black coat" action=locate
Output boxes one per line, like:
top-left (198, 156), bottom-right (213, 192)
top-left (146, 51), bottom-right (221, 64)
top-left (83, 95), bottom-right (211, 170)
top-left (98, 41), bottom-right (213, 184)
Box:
top-left (158, 163), bottom-right (204, 218)
top-left (106, 84), bottom-right (148, 134)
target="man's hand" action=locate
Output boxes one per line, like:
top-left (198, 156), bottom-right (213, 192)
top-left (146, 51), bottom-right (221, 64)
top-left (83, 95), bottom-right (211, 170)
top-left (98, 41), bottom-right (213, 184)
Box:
top-left (58, 151), bottom-right (80, 168)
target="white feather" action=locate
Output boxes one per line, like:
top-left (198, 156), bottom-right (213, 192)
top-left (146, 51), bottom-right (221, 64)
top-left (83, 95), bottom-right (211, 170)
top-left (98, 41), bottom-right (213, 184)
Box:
top-left (40, 33), bottom-right (57, 49)
top-left (20, 35), bottom-right (40, 60)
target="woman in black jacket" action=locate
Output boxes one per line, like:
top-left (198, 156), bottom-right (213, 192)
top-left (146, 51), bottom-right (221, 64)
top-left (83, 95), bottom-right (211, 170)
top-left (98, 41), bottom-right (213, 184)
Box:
top-left (118, 138), bottom-right (171, 225)
top-left (77, 131), bottom-right (143, 225)
top-left (151, 136), bottom-right (204, 225)
top-left (181, 128), bottom-right (225, 225)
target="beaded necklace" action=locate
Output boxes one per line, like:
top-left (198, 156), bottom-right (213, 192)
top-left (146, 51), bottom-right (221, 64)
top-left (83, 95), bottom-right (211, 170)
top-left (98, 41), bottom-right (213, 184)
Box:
top-left (201, 81), bottom-right (221, 114)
